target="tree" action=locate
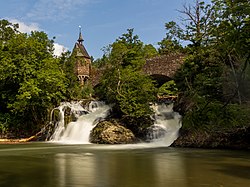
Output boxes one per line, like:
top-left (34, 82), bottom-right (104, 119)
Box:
top-left (59, 50), bottom-right (92, 100)
top-left (96, 29), bottom-right (157, 129)
top-left (158, 21), bottom-right (184, 54)
top-left (178, 0), bottom-right (215, 47)
top-left (211, 0), bottom-right (250, 104)
top-left (142, 44), bottom-right (158, 58)
top-left (158, 80), bottom-right (178, 98)
top-left (0, 19), bottom-right (19, 43)
top-left (170, 0), bottom-right (250, 130)
top-left (161, 0), bottom-right (216, 50)
top-left (0, 20), bottom-right (67, 135)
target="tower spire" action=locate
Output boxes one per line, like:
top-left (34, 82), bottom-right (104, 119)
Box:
top-left (77, 25), bottom-right (84, 44)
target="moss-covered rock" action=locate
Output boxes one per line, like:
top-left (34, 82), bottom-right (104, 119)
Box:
top-left (89, 120), bottom-right (136, 144)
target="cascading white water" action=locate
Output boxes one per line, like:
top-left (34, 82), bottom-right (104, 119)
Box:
top-left (148, 103), bottom-right (182, 146)
top-left (49, 101), bottom-right (111, 144)
top-left (49, 101), bottom-right (181, 146)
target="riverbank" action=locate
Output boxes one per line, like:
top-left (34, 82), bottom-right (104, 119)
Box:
top-left (1, 127), bottom-right (249, 150)
top-left (172, 126), bottom-right (250, 150)
top-left (0, 135), bottom-right (37, 144)
top-left (0, 139), bottom-right (27, 144)
top-left (1, 111), bottom-right (250, 150)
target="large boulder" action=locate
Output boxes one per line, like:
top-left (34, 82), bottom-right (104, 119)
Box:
top-left (89, 121), bottom-right (136, 144)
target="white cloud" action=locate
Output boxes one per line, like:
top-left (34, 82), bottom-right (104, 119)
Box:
top-left (8, 19), bottom-right (67, 57)
top-left (54, 43), bottom-right (68, 57)
top-left (26, 0), bottom-right (93, 21)
top-left (9, 19), bottom-right (40, 33)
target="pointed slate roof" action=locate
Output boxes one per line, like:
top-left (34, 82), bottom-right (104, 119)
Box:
top-left (75, 42), bottom-right (91, 59)
top-left (74, 28), bottom-right (90, 59)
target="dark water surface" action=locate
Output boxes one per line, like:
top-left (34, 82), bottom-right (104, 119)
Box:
top-left (0, 143), bottom-right (249, 187)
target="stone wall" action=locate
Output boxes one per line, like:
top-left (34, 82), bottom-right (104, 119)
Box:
top-left (91, 53), bottom-right (185, 87)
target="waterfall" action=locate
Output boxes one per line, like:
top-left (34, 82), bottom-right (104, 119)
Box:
top-left (49, 101), bottom-right (111, 144)
top-left (49, 101), bottom-right (181, 146)
top-left (147, 103), bottom-right (182, 146)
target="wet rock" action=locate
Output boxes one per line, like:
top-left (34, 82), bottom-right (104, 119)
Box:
top-left (89, 121), bottom-right (136, 144)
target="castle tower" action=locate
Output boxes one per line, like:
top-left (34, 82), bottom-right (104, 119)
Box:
top-left (73, 26), bottom-right (91, 86)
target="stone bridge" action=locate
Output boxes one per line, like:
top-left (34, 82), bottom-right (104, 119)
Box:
top-left (142, 53), bottom-right (185, 86)
top-left (91, 53), bottom-right (185, 87)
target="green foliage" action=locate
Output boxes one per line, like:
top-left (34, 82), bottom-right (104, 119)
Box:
top-left (158, 80), bottom-right (178, 97)
top-left (116, 69), bottom-right (156, 117)
top-left (159, 0), bottom-right (215, 49)
top-left (96, 29), bottom-right (157, 120)
top-left (0, 113), bottom-right (10, 134)
top-left (59, 51), bottom-right (84, 100)
top-left (92, 54), bottom-right (108, 68)
top-left (142, 44), bottom-right (158, 58)
top-left (171, 0), bottom-right (250, 131)
top-left (158, 37), bottom-right (183, 55)
top-left (183, 98), bottom-right (250, 131)
top-left (58, 49), bottom-right (94, 100)
top-left (81, 83), bottom-right (94, 98)
top-left (0, 19), bottom-right (69, 135)
top-left (1, 0), bottom-right (249, 138)
top-left (0, 19), bottom-right (19, 43)
top-left (175, 49), bottom-right (224, 100)
top-left (158, 21), bottom-right (184, 54)
top-left (210, 0), bottom-right (250, 104)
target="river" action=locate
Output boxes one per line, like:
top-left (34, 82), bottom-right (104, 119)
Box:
top-left (0, 143), bottom-right (249, 187)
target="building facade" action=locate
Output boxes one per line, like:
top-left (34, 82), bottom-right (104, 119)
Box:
top-left (72, 30), bottom-right (91, 86)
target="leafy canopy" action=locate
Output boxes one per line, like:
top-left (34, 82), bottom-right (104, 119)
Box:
top-left (0, 19), bottom-right (68, 134)
top-left (96, 29), bottom-right (157, 118)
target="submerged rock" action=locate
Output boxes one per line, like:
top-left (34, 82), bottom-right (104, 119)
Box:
top-left (89, 121), bottom-right (136, 144)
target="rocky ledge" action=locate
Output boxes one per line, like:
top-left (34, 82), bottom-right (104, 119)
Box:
top-left (89, 120), bottom-right (136, 144)
top-left (172, 126), bottom-right (250, 150)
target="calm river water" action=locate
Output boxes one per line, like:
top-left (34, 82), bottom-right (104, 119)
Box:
top-left (0, 143), bottom-right (249, 187)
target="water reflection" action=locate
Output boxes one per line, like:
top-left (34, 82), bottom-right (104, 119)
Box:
top-left (178, 150), bottom-right (250, 187)
top-left (54, 149), bottom-right (187, 187)
top-left (154, 153), bottom-right (187, 187)
top-left (52, 148), bottom-right (250, 187)
top-left (55, 153), bottom-right (95, 187)
top-left (0, 144), bottom-right (249, 187)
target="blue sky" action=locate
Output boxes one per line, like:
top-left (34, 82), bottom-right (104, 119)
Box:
top-left (0, 0), bottom-right (210, 59)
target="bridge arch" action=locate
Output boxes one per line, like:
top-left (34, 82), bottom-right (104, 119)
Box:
top-left (150, 74), bottom-right (172, 87)
top-left (91, 54), bottom-right (185, 87)
top-left (142, 53), bottom-right (184, 78)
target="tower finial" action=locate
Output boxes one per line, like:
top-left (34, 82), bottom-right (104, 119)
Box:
top-left (78, 25), bottom-right (84, 44)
